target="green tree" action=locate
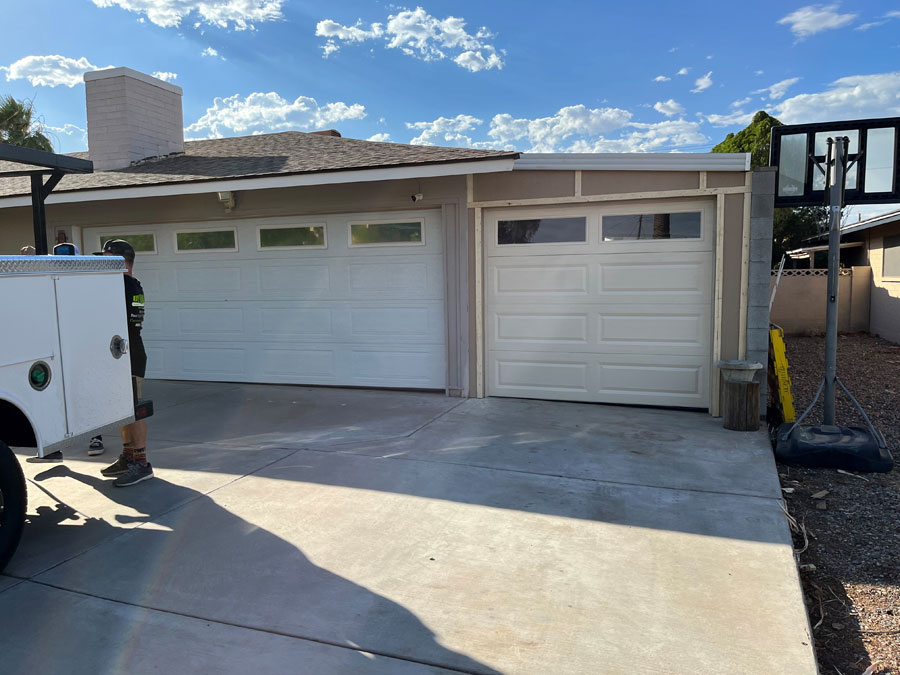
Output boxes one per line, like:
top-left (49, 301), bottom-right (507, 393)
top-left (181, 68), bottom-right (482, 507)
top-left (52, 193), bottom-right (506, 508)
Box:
top-left (0, 96), bottom-right (52, 151)
top-left (712, 110), bottom-right (782, 169)
top-left (712, 110), bottom-right (830, 266)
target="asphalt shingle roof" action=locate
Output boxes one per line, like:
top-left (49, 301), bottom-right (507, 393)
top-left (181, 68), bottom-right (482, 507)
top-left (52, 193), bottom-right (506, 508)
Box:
top-left (0, 131), bottom-right (518, 199)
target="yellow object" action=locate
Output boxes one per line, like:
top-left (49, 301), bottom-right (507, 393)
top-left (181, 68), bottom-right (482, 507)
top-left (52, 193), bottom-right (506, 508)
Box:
top-left (769, 327), bottom-right (796, 422)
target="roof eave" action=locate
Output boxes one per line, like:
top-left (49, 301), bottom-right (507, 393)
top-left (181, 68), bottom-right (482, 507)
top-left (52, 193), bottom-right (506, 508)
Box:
top-left (0, 156), bottom-right (517, 209)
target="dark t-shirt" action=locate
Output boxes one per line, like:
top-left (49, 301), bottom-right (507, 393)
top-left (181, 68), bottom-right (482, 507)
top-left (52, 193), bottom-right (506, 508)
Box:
top-left (124, 274), bottom-right (147, 377)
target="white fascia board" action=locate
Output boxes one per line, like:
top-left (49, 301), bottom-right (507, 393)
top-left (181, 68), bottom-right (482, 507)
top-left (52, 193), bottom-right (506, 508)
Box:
top-left (514, 152), bottom-right (751, 172)
top-left (0, 158), bottom-right (515, 209)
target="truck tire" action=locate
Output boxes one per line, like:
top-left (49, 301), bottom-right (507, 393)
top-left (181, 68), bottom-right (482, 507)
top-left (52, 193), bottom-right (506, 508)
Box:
top-left (0, 441), bottom-right (27, 572)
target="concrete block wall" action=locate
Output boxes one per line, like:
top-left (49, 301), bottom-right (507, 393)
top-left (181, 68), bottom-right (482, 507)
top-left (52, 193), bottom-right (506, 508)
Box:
top-left (748, 168), bottom-right (775, 414)
top-left (85, 67), bottom-right (184, 171)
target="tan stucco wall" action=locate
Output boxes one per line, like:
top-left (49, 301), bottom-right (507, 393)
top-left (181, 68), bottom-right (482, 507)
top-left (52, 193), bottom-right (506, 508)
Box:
top-left (721, 193), bottom-right (745, 361)
top-left (867, 221), bottom-right (900, 344)
top-left (472, 171), bottom-right (575, 202)
top-left (770, 270), bottom-right (870, 334)
top-left (581, 170), bottom-right (699, 195)
top-left (706, 172), bottom-right (745, 189)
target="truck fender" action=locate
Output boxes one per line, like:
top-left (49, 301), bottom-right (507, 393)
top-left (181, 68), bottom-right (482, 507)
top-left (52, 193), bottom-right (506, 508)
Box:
top-left (0, 392), bottom-right (43, 455)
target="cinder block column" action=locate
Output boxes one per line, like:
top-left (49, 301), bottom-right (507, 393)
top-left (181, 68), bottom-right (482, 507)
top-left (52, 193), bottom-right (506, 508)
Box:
top-left (747, 168), bottom-right (776, 415)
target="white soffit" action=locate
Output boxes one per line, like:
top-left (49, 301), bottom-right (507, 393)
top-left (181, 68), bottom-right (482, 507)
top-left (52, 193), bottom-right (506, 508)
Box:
top-left (0, 158), bottom-right (516, 209)
top-left (514, 153), bottom-right (751, 172)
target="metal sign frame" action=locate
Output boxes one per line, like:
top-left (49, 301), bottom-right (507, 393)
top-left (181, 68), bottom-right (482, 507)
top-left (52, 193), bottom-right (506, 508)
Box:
top-left (0, 142), bottom-right (93, 255)
top-left (770, 116), bottom-right (900, 208)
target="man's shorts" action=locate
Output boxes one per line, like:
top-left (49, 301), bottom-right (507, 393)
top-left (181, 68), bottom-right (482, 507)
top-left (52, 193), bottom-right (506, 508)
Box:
top-left (132, 376), bottom-right (144, 409)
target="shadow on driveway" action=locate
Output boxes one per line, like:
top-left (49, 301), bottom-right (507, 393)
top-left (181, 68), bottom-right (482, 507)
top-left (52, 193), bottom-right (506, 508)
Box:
top-left (5, 464), bottom-right (500, 675)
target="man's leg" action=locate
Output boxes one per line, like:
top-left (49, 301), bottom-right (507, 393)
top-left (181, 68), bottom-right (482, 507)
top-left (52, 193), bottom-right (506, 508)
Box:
top-left (113, 377), bottom-right (152, 486)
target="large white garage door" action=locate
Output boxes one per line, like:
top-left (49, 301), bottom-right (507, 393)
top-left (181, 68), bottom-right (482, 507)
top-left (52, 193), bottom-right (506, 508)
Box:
top-left (485, 199), bottom-right (715, 408)
top-left (85, 209), bottom-right (446, 389)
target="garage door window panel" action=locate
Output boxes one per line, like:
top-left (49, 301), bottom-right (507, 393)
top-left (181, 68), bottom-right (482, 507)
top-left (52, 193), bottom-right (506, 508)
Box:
top-left (350, 220), bottom-right (424, 247)
top-left (97, 233), bottom-right (157, 254)
top-left (498, 217), bottom-right (587, 245)
top-left (258, 224), bottom-right (326, 250)
top-left (175, 229), bottom-right (237, 252)
top-left (602, 212), bottom-right (701, 241)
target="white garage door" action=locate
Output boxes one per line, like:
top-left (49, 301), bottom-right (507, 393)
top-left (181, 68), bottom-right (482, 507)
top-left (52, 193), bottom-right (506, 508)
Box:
top-left (485, 199), bottom-right (715, 408)
top-left (85, 209), bottom-right (446, 389)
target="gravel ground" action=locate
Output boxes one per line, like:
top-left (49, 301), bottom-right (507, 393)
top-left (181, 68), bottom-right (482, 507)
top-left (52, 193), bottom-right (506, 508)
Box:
top-left (776, 333), bottom-right (900, 675)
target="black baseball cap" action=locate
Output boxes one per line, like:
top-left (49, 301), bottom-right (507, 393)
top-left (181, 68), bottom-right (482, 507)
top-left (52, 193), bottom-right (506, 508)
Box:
top-left (97, 239), bottom-right (136, 262)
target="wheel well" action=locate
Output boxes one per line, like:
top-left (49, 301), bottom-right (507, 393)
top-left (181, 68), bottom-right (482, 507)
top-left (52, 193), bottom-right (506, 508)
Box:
top-left (0, 400), bottom-right (37, 448)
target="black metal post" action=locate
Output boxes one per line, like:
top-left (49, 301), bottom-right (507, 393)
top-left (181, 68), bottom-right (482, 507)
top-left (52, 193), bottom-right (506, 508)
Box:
top-left (30, 174), bottom-right (48, 255)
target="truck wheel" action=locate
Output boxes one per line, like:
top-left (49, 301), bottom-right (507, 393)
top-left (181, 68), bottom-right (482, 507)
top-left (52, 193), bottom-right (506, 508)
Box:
top-left (0, 441), bottom-right (27, 572)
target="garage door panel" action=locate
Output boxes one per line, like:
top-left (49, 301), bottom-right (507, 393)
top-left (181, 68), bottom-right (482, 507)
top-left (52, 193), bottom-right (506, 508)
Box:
top-left (259, 308), bottom-right (334, 337)
top-left (599, 257), bottom-right (711, 300)
top-left (494, 264), bottom-right (589, 296)
top-left (177, 307), bottom-right (244, 335)
top-left (175, 266), bottom-right (242, 293)
top-left (490, 304), bottom-right (710, 356)
top-left (490, 253), bottom-right (711, 305)
top-left (490, 352), bottom-right (708, 407)
top-left (258, 264), bottom-right (331, 294)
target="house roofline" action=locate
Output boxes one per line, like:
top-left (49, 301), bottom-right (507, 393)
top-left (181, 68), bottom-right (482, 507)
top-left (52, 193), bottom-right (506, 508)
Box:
top-left (0, 157), bottom-right (516, 209)
top-left (840, 208), bottom-right (900, 236)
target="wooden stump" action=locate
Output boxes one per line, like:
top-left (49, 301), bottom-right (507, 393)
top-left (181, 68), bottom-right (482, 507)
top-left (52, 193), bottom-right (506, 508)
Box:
top-left (722, 380), bottom-right (760, 431)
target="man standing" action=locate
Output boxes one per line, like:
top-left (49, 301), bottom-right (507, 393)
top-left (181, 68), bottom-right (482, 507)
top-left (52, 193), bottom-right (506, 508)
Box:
top-left (98, 239), bottom-right (153, 486)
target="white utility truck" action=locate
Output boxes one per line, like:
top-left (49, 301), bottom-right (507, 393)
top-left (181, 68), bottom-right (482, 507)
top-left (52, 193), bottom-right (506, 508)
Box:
top-left (0, 255), bottom-right (136, 571)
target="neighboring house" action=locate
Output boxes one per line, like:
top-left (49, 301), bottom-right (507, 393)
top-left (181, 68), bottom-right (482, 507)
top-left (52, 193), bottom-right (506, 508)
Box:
top-left (0, 68), bottom-right (768, 416)
top-left (836, 209), bottom-right (900, 343)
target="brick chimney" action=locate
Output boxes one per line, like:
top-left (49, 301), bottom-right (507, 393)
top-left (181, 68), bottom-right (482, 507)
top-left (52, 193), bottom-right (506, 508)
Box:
top-left (84, 67), bottom-right (184, 171)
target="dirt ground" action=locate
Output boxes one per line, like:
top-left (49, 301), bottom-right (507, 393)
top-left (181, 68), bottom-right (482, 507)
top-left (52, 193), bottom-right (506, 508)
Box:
top-left (776, 333), bottom-right (899, 675)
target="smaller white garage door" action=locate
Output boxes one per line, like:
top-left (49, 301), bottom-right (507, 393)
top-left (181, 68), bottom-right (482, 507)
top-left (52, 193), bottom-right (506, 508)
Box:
top-left (85, 209), bottom-right (447, 389)
top-left (485, 199), bottom-right (715, 408)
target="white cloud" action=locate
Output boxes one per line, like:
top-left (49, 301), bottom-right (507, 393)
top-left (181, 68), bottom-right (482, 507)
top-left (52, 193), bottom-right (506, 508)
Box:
top-left (366, 132), bottom-right (391, 142)
top-left (152, 71), bottom-right (178, 81)
top-left (755, 70), bottom-right (764, 75)
top-left (485, 105), bottom-right (633, 152)
top-left (774, 71), bottom-right (900, 124)
top-left (567, 120), bottom-right (708, 153)
top-left (731, 97), bottom-right (752, 108)
top-left (90, 0), bottom-right (283, 30)
top-left (676, 67), bottom-right (689, 76)
top-left (777, 4), bottom-right (857, 38)
top-left (406, 114), bottom-right (483, 146)
top-left (2, 55), bottom-right (112, 87)
top-left (705, 110), bottom-right (755, 128)
top-left (185, 92), bottom-right (366, 138)
top-left (315, 18), bottom-right (383, 55)
top-left (45, 123), bottom-right (87, 144)
top-left (691, 71), bottom-right (713, 93)
top-left (654, 75), bottom-right (671, 82)
top-left (887, 11), bottom-right (900, 18)
top-left (202, 47), bottom-right (221, 58)
top-left (405, 104), bottom-right (710, 153)
top-left (856, 21), bottom-right (886, 30)
top-left (752, 77), bottom-right (801, 100)
top-left (653, 99), bottom-right (685, 116)
top-left (316, 7), bottom-right (504, 72)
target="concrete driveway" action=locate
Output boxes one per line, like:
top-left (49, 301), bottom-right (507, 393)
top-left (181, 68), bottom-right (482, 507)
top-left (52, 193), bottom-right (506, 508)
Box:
top-left (2, 381), bottom-right (816, 674)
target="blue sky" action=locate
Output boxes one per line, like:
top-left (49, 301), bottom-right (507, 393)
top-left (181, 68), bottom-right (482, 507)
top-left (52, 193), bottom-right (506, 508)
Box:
top-left (2, 0), bottom-right (899, 162)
